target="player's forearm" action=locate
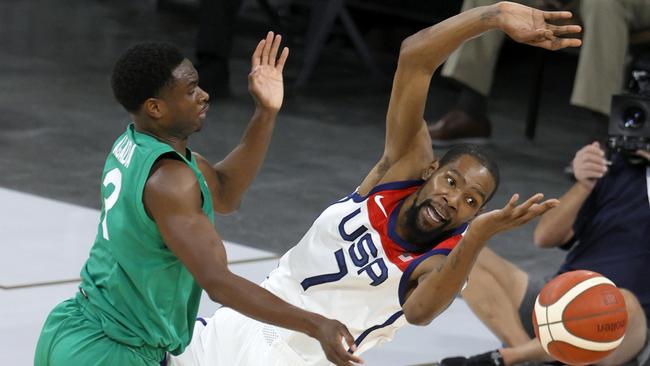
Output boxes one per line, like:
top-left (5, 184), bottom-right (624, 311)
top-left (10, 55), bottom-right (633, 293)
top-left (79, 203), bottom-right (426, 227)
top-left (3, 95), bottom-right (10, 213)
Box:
top-left (212, 107), bottom-right (277, 211)
top-left (533, 183), bottom-right (590, 247)
top-left (205, 271), bottom-right (324, 338)
top-left (399, 4), bottom-right (501, 72)
top-left (403, 230), bottom-right (487, 325)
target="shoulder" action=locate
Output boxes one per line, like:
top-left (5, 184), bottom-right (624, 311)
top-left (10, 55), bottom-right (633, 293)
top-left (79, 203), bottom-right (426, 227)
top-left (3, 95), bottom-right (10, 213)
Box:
top-left (146, 156), bottom-right (201, 200)
top-left (359, 151), bottom-right (432, 196)
top-left (192, 151), bottom-right (210, 167)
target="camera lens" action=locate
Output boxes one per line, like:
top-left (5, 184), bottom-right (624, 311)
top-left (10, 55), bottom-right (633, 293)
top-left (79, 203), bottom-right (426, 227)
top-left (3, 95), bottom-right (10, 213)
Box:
top-left (622, 106), bottom-right (645, 129)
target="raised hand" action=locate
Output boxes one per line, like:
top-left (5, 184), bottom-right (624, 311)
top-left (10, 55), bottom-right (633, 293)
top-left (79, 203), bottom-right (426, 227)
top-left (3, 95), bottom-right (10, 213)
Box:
top-left (572, 142), bottom-right (608, 190)
top-left (470, 193), bottom-right (560, 240)
top-left (314, 318), bottom-right (364, 366)
top-left (248, 31), bottom-right (289, 111)
top-left (496, 1), bottom-right (582, 50)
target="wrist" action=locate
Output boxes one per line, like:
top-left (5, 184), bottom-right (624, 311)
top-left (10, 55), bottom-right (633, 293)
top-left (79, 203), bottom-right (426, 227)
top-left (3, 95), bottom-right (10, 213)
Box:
top-left (464, 224), bottom-right (493, 247)
top-left (302, 313), bottom-right (325, 339)
top-left (253, 106), bottom-right (279, 120)
top-left (480, 3), bottom-right (504, 30)
top-left (574, 180), bottom-right (595, 194)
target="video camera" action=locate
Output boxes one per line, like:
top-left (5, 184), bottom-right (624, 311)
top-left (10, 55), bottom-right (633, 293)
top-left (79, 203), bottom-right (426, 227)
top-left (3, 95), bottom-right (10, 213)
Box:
top-left (607, 70), bottom-right (650, 154)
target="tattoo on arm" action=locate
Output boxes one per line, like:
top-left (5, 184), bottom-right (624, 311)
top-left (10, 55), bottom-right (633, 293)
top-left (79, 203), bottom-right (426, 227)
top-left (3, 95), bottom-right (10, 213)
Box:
top-left (480, 7), bottom-right (500, 21)
top-left (376, 158), bottom-right (392, 176)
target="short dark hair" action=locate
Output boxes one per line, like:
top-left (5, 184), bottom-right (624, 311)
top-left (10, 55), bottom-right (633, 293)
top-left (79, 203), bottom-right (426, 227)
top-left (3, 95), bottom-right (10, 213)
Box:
top-left (110, 42), bottom-right (185, 113)
top-left (438, 144), bottom-right (500, 203)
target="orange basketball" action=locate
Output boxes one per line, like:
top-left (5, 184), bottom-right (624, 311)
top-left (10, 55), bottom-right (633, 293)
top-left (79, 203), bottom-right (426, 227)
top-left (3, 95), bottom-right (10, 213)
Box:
top-left (532, 270), bottom-right (628, 365)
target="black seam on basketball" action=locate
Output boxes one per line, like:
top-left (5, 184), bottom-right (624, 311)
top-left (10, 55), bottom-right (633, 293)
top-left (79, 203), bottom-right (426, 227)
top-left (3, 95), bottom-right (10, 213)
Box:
top-left (546, 305), bottom-right (554, 342)
top-left (561, 308), bottom-right (627, 341)
top-left (542, 307), bottom-right (627, 326)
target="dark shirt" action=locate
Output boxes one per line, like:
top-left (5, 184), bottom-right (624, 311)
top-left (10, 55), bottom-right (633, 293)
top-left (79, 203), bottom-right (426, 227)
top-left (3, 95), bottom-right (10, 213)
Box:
top-left (558, 154), bottom-right (650, 322)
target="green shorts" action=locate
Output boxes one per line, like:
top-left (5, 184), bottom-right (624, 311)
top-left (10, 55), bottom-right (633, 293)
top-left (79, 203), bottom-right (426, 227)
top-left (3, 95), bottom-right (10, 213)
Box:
top-left (34, 293), bottom-right (164, 366)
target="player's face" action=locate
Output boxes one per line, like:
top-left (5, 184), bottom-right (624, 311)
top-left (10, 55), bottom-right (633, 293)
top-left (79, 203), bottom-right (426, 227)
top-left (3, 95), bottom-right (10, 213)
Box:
top-left (158, 59), bottom-right (210, 135)
top-left (407, 155), bottom-right (495, 242)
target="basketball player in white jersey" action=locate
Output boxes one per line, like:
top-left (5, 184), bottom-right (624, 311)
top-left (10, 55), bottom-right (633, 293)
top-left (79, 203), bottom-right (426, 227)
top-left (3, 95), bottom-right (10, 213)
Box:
top-left (170, 2), bottom-right (581, 365)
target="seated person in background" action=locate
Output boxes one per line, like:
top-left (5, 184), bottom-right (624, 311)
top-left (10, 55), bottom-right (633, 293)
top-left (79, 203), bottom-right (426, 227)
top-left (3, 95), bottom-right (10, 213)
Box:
top-left (428, 0), bottom-right (650, 145)
top-left (441, 143), bottom-right (650, 366)
top-left (169, 2), bottom-right (580, 365)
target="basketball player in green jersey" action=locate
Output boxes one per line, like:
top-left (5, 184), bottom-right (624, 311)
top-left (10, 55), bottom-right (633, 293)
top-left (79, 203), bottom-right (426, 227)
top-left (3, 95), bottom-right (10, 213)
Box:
top-left (34, 32), bottom-right (363, 366)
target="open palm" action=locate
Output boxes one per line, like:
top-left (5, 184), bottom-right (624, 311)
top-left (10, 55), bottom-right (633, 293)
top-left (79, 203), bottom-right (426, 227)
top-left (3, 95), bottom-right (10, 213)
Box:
top-left (498, 1), bottom-right (582, 50)
top-left (471, 193), bottom-right (559, 240)
top-left (248, 31), bottom-right (289, 111)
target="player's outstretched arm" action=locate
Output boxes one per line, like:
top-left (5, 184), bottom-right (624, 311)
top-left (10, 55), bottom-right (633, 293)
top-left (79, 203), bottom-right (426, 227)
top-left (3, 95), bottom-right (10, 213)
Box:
top-left (402, 193), bottom-right (559, 325)
top-left (144, 159), bottom-right (363, 366)
top-left (200, 31), bottom-right (289, 214)
top-left (360, 2), bottom-right (581, 193)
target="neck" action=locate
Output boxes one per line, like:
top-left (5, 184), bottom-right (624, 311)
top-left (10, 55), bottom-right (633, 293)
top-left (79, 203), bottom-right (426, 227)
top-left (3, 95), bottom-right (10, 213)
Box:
top-left (133, 119), bottom-right (188, 156)
top-left (395, 192), bottom-right (417, 241)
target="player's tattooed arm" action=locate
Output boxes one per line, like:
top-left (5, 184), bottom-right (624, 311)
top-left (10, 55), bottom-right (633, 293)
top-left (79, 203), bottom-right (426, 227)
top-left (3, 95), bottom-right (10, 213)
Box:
top-left (363, 2), bottom-right (580, 194)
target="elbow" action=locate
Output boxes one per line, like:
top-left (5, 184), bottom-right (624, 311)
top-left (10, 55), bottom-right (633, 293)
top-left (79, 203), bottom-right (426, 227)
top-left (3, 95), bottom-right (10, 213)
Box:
top-left (403, 301), bottom-right (440, 326)
top-left (404, 309), bottom-right (433, 326)
top-left (398, 36), bottom-right (419, 61)
top-left (399, 36), bottom-right (413, 53)
top-left (199, 268), bottom-right (233, 304)
top-left (533, 228), bottom-right (557, 248)
top-left (403, 294), bottom-right (454, 326)
top-left (215, 198), bottom-right (242, 215)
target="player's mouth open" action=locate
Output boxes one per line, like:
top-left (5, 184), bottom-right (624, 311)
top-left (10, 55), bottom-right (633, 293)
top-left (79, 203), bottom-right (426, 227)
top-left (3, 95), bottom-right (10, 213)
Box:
top-left (199, 104), bottom-right (210, 117)
top-left (424, 204), bottom-right (447, 226)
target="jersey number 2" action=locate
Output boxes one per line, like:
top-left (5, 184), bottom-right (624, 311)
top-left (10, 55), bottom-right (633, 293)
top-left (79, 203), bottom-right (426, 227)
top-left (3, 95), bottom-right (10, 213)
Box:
top-left (101, 168), bottom-right (122, 240)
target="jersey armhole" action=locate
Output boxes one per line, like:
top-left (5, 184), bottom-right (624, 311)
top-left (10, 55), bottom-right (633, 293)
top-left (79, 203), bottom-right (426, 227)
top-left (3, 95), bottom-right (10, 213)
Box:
top-left (397, 248), bottom-right (452, 306)
top-left (135, 150), bottom-right (196, 231)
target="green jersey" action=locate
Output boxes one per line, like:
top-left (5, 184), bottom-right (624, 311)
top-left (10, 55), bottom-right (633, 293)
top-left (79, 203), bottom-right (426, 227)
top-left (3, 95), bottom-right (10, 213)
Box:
top-left (79, 123), bottom-right (214, 356)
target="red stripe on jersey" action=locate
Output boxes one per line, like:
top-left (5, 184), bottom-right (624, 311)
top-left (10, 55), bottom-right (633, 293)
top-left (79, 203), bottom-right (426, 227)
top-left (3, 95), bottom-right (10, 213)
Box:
top-left (366, 185), bottom-right (462, 272)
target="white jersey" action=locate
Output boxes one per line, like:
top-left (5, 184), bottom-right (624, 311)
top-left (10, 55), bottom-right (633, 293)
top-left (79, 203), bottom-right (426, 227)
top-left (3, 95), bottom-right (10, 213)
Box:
top-left (261, 180), bottom-right (467, 363)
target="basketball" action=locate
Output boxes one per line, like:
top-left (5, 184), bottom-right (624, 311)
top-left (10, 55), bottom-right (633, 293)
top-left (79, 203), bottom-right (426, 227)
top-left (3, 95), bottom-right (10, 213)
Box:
top-left (532, 270), bottom-right (628, 365)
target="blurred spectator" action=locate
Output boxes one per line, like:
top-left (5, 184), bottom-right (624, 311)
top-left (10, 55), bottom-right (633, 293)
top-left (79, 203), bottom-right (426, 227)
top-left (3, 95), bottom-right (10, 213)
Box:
top-left (428, 0), bottom-right (650, 145)
top-left (440, 143), bottom-right (650, 366)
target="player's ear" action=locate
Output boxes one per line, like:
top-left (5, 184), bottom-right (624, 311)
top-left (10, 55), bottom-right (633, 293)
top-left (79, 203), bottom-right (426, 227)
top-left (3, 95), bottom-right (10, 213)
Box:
top-left (421, 160), bottom-right (439, 180)
top-left (143, 98), bottom-right (165, 119)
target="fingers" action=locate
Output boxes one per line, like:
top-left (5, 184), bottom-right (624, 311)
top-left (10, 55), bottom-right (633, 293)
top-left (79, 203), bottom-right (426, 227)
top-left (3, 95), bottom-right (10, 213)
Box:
top-left (321, 322), bottom-right (363, 366)
top-left (532, 26), bottom-right (581, 50)
top-left (261, 31), bottom-right (273, 65)
top-left (337, 327), bottom-right (363, 364)
top-left (575, 142), bottom-right (606, 161)
top-left (550, 37), bottom-right (582, 49)
top-left (543, 10), bottom-right (573, 20)
top-left (576, 162), bottom-right (608, 179)
top-left (276, 47), bottom-right (289, 73)
top-left (548, 24), bottom-right (582, 36)
top-left (252, 31), bottom-right (289, 71)
top-left (512, 193), bottom-right (544, 216)
top-left (635, 149), bottom-right (650, 161)
top-left (342, 327), bottom-right (357, 353)
top-left (251, 39), bottom-right (265, 68)
top-left (523, 198), bottom-right (560, 220)
top-left (504, 193), bottom-right (520, 211)
top-left (510, 195), bottom-right (558, 225)
top-left (326, 342), bottom-right (363, 366)
top-left (268, 34), bottom-right (282, 65)
top-left (573, 143), bottom-right (608, 181)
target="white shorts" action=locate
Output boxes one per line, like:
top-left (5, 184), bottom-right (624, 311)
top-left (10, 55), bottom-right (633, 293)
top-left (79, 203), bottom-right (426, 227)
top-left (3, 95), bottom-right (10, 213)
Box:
top-left (169, 307), bottom-right (310, 366)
